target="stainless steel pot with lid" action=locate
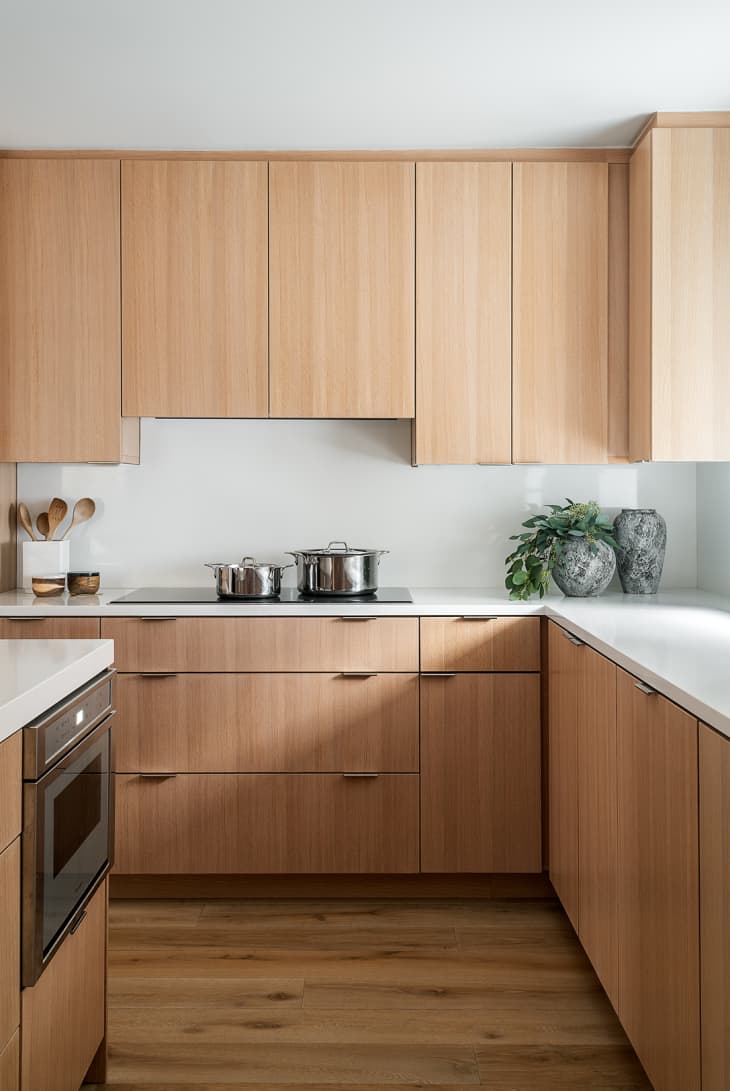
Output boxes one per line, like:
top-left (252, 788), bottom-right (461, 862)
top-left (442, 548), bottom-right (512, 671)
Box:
top-left (205, 557), bottom-right (292, 599)
top-left (287, 541), bottom-right (389, 596)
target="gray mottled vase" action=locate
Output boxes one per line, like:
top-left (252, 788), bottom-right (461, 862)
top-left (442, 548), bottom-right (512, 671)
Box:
top-left (552, 539), bottom-right (616, 597)
top-left (613, 508), bottom-right (666, 594)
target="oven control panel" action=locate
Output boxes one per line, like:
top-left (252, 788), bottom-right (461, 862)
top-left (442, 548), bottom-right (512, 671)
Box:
top-left (23, 672), bottom-right (114, 780)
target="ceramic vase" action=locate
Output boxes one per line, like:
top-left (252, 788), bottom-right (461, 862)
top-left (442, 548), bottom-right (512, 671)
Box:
top-left (552, 538), bottom-right (616, 597)
top-left (613, 508), bottom-right (666, 594)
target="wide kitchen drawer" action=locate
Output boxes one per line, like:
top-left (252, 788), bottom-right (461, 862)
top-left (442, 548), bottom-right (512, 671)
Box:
top-left (114, 672), bottom-right (419, 772)
top-left (114, 772), bottom-right (420, 873)
top-left (101, 616), bottom-right (419, 672)
top-left (0, 617), bottom-right (100, 640)
top-left (420, 616), bottom-right (541, 672)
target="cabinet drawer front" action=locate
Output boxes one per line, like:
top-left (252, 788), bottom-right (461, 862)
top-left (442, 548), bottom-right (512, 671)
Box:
top-left (0, 617), bottom-right (100, 640)
top-left (114, 773), bottom-right (419, 874)
top-left (102, 617), bottom-right (418, 672)
top-left (114, 672), bottom-right (419, 772)
top-left (420, 616), bottom-right (540, 672)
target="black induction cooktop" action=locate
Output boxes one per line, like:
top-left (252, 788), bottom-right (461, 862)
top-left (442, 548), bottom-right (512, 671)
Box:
top-left (110, 587), bottom-right (413, 605)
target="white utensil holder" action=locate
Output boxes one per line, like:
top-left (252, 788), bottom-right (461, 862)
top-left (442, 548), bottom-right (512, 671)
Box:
top-left (22, 541), bottom-right (70, 592)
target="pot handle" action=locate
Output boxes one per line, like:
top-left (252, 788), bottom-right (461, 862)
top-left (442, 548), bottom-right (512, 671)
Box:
top-left (204, 563), bottom-right (225, 570)
top-left (327, 541), bottom-right (350, 551)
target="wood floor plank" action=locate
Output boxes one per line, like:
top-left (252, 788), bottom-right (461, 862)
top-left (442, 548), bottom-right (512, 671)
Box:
top-left (302, 980), bottom-right (613, 1012)
top-left (109, 977), bottom-right (304, 1009)
top-left (476, 1045), bottom-right (651, 1088)
top-left (109, 924), bottom-right (459, 951)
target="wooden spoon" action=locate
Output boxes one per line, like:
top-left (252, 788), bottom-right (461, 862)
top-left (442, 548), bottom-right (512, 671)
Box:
top-left (46, 497), bottom-right (68, 541)
top-left (37, 512), bottom-right (50, 540)
top-left (60, 497), bottom-right (96, 540)
top-left (18, 502), bottom-right (38, 541)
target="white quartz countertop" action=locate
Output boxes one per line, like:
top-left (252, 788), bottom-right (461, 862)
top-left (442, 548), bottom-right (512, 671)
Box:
top-left (0, 639), bottom-right (115, 744)
top-left (1, 587), bottom-right (729, 740)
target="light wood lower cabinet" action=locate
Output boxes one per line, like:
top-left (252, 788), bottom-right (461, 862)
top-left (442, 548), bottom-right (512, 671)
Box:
top-left (101, 616), bottom-right (418, 673)
top-left (420, 674), bottom-right (541, 873)
top-left (547, 623), bottom-right (579, 927)
top-left (0, 618), bottom-right (100, 641)
top-left (616, 669), bottom-right (700, 1091)
top-left (0, 840), bottom-right (20, 1061)
top-left (699, 722), bottom-right (730, 1091)
top-left (21, 881), bottom-right (106, 1091)
top-left (114, 672), bottom-right (419, 773)
top-left (0, 1031), bottom-right (19, 1091)
top-left (420, 616), bottom-right (540, 672)
top-left (0, 733), bottom-right (21, 855)
top-left (114, 773), bottom-right (419, 874)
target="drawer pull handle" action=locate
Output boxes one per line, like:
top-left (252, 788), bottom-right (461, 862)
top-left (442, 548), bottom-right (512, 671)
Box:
top-left (6, 616), bottom-right (44, 621)
top-left (135, 673), bottom-right (179, 679)
top-left (140, 616), bottom-right (178, 621)
top-left (343, 772), bottom-right (379, 778)
top-left (460, 615), bottom-right (497, 621)
top-left (338, 616), bottom-right (377, 622)
top-left (138, 772), bottom-right (178, 780)
top-left (69, 909), bottom-right (87, 935)
top-left (340, 672), bottom-right (378, 679)
top-left (422, 672), bottom-right (457, 678)
top-left (562, 631), bottom-right (585, 646)
top-left (635, 681), bottom-right (657, 696)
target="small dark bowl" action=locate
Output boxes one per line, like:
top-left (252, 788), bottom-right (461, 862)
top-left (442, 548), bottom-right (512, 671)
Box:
top-left (67, 572), bottom-right (101, 596)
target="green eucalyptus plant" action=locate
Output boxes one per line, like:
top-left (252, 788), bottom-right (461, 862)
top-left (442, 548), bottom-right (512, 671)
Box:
top-left (505, 499), bottom-right (617, 601)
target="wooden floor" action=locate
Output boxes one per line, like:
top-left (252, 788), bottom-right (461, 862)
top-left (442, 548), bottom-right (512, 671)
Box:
top-left (95, 897), bottom-right (651, 1089)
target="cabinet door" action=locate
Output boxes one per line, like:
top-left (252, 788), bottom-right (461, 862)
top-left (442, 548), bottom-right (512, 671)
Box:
top-left (577, 645), bottom-right (618, 1008)
top-left (21, 881), bottom-right (106, 1091)
top-left (0, 1032), bottom-right (18, 1091)
top-left (270, 161), bottom-right (415, 418)
top-left (616, 671), bottom-right (700, 1091)
top-left (699, 723), bottom-right (730, 1091)
top-left (547, 623), bottom-right (579, 927)
top-left (114, 773), bottom-right (419, 874)
top-left (420, 673), bottom-right (541, 872)
top-left (0, 160), bottom-right (137, 463)
top-left (122, 161), bottom-right (268, 417)
top-left (0, 840), bottom-right (20, 1057)
top-left (420, 616), bottom-right (540, 672)
top-left (415, 162), bottom-right (511, 464)
top-left (513, 162), bottom-right (608, 464)
top-left (0, 617), bottom-right (100, 642)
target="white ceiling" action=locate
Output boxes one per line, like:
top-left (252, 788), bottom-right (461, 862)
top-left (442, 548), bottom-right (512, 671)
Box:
top-left (1, 0), bottom-right (729, 150)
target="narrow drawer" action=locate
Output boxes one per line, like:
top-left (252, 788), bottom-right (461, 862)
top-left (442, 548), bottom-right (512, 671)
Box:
top-left (114, 672), bottom-right (419, 772)
top-left (113, 772), bottom-right (419, 874)
top-left (101, 616), bottom-right (419, 673)
top-left (420, 616), bottom-right (541, 672)
top-left (0, 617), bottom-right (100, 640)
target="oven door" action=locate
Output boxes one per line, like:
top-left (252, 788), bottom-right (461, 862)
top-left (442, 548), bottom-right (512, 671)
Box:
top-left (23, 711), bottom-right (115, 986)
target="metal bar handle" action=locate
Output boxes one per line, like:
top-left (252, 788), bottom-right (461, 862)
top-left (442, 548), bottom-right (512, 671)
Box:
top-left (137, 772), bottom-right (178, 780)
top-left (140, 616), bottom-right (178, 621)
top-left (340, 672), bottom-right (379, 678)
top-left (460, 615), bottom-right (497, 621)
top-left (635, 681), bottom-right (657, 696)
top-left (562, 630), bottom-right (585, 646)
top-left (422, 672), bottom-right (458, 678)
top-left (343, 772), bottom-right (379, 778)
top-left (135, 673), bottom-right (179, 678)
top-left (6, 616), bottom-right (46, 621)
top-left (338, 616), bottom-right (377, 622)
top-left (69, 909), bottom-right (87, 935)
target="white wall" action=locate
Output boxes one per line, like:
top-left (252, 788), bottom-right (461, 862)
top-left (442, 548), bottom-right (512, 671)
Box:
top-left (17, 420), bottom-right (698, 591)
top-left (697, 463), bottom-right (730, 595)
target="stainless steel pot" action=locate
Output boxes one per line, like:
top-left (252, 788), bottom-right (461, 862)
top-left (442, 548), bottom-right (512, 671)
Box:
top-left (288, 541), bottom-right (389, 596)
top-left (205, 557), bottom-right (292, 599)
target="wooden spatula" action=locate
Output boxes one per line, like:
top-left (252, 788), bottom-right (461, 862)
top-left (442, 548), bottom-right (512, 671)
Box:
top-left (46, 497), bottom-right (68, 541)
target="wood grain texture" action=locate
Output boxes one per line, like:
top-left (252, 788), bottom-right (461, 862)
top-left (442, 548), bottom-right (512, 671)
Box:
top-left (114, 672), bottom-right (419, 773)
top-left (0, 733), bottom-right (21, 854)
top-left (101, 616), bottom-right (418, 673)
top-left (616, 670), bottom-right (700, 1091)
top-left (420, 616), bottom-right (541, 672)
top-left (577, 646), bottom-right (618, 1009)
top-left (0, 464), bottom-right (15, 593)
top-left (0, 840), bottom-right (19, 1057)
top-left (113, 773), bottom-right (419, 874)
top-left (269, 161), bottom-right (415, 418)
top-left (628, 132), bottom-right (653, 461)
top-left (699, 723), bottom-right (730, 1091)
top-left (546, 623), bottom-right (579, 929)
top-left (121, 161), bottom-right (268, 417)
top-left (512, 162), bottom-right (608, 464)
top-left (415, 162), bottom-right (511, 464)
top-left (420, 674), bottom-right (542, 873)
top-left (1, 147), bottom-right (634, 161)
top-left (0, 159), bottom-right (136, 464)
top-left (607, 164), bottom-right (629, 462)
top-left (650, 128), bottom-right (730, 460)
top-left (0, 617), bottom-right (100, 641)
top-left (0, 1031), bottom-right (18, 1091)
top-left (21, 880), bottom-right (106, 1091)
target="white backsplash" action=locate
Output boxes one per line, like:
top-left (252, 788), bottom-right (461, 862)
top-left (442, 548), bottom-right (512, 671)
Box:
top-left (697, 463), bottom-right (730, 596)
top-left (17, 419), bottom-right (698, 590)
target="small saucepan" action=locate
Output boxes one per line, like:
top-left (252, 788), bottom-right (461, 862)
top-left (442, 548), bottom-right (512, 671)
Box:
top-left (205, 557), bottom-right (293, 599)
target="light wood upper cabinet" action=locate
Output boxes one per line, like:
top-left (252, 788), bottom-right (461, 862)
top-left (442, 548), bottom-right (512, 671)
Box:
top-left (122, 161), bottom-right (268, 417)
top-left (630, 127), bottom-right (730, 460)
top-left (513, 162), bottom-right (609, 464)
top-left (699, 723), bottom-right (730, 1091)
top-left (0, 159), bottom-right (138, 463)
top-left (616, 670), bottom-right (700, 1091)
top-left (269, 161), bottom-right (415, 418)
top-left (415, 163), bottom-right (511, 464)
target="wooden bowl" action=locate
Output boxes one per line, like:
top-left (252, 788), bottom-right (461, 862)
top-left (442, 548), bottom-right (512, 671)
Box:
top-left (67, 572), bottom-right (100, 596)
top-left (32, 576), bottom-right (66, 597)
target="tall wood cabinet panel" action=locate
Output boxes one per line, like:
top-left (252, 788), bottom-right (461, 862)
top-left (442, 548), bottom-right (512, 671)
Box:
top-left (0, 464), bottom-right (16, 593)
top-left (699, 722), bottom-right (730, 1091)
top-left (0, 732), bottom-right (21, 855)
top-left (607, 163), bottom-right (629, 462)
top-left (420, 673), bottom-right (542, 873)
top-left (121, 161), bottom-right (268, 417)
top-left (0, 159), bottom-right (138, 463)
top-left (630, 127), bottom-right (730, 460)
top-left (414, 162), bottom-right (511, 464)
top-left (0, 1032), bottom-right (18, 1091)
top-left (512, 162), bottom-right (609, 464)
top-left (547, 623), bottom-right (579, 926)
top-left (0, 840), bottom-right (20, 1059)
top-left (616, 670), bottom-right (700, 1091)
top-left (269, 161), bottom-right (415, 418)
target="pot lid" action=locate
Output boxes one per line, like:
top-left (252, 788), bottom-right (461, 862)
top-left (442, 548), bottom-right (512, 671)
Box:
top-left (293, 541), bottom-right (385, 556)
top-left (206, 557), bottom-right (284, 570)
